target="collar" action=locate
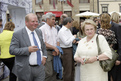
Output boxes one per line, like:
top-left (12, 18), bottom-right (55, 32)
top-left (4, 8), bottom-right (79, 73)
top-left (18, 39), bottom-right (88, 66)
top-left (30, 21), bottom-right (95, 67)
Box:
top-left (42, 22), bottom-right (45, 24)
top-left (25, 26), bottom-right (36, 35)
top-left (62, 26), bottom-right (69, 31)
top-left (45, 23), bottom-right (54, 29)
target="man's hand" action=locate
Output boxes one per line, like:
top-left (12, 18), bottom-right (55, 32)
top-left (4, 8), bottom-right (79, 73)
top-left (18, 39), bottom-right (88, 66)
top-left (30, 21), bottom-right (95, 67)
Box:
top-left (52, 51), bottom-right (58, 56)
top-left (74, 35), bottom-right (76, 38)
top-left (42, 57), bottom-right (46, 65)
top-left (28, 46), bottom-right (38, 52)
top-left (78, 37), bottom-right (81, 40)
top-left (115, 60), bottom-right (121, 65)
top-left (73, 39), bottom-right (76, 43)
top-left (53, 47), bottom-right (59, 55)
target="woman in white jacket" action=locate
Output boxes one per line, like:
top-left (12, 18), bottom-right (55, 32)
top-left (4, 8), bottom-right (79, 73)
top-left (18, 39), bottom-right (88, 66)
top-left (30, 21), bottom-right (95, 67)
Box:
top-left (74, 19), bottom-right (112, 81)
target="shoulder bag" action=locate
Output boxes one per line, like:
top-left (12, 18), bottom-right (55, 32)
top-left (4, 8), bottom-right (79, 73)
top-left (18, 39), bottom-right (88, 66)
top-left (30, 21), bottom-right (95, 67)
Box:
top-left (96, 35), bottom-right (119, 72)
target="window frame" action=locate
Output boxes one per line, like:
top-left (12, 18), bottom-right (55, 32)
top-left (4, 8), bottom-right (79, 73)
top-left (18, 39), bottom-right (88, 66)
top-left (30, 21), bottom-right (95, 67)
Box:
top-left (64, 11), bottom-right (72, 17)
top-left (101, 4), bottom-right (109, 13)
top-left (35, 0), bottom-right (43, 5)
top-left (79, 0), bottom-right (90, 3)
top-left (63, 0), bottom-right (72, 4)
top-left (119, 4), bottom-right (121, 12)
top-left (49, 0), bottom-right (57, 4)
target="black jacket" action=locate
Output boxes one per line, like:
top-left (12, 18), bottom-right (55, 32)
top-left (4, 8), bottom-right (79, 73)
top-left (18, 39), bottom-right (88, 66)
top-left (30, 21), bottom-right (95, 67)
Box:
top-left (110, 22), bottom-right (121, 61)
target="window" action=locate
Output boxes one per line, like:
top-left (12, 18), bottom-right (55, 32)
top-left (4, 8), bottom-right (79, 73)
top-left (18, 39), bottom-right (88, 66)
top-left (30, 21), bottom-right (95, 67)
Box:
top-left (49, 0), bottom-right (57, 4)
top-left (101, 4), bottom-right (109, 13)
top-left (64, 11), bottom-right (72, 17)
top-left (36, 12), bottom-right (44, 23)
top-left (63, 0), bottom-right (72, 4)
top-left (102, 7), bottom-right (108, 13)
top-left (119, 4), bottom-right (121, 12)
top-left (35, 0), bottom-right (43, 4)
top-left (79, 0), bottom-right (90, 3)
top-left (7, 14), bottom-right (12, 22)
top-left (120, 6), bottom-right (121, 12)
top-left (58, 0), bottom-right (72, 4)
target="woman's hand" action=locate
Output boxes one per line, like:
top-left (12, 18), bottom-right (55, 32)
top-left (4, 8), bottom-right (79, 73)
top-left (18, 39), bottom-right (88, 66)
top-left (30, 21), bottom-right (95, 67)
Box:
top-left (85, 56), bottom-right (97, 64)
top-left (79, 58), bottom-right (85, 65)
top-left (74, 57), bottom-right (85, 65)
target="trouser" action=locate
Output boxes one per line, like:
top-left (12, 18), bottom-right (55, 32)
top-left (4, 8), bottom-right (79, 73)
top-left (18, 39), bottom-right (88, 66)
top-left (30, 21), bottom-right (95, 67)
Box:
top-left (61, 47), bottom-right (75, 81)
top-left (108, 64), bottom-right (121, 81)
top-left (1, 57), bottom-right (17, 81)
top-left (44, 50), bottom-right (57, 81)
top-left (18, 64), bottom-right (45, 81)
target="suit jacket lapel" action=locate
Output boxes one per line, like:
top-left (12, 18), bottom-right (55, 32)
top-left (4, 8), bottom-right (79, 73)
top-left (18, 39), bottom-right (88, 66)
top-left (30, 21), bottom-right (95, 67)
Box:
top-left (35, 29), bottom-right (42, 45)
top-left (35, 29), bottom-right (41, 42)
top-left (22, 28), bottom-right (31, 46)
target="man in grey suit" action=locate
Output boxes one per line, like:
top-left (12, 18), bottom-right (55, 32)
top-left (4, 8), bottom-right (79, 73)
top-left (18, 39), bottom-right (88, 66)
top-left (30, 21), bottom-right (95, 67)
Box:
top-left (9, 13), bottom-right (47, 81)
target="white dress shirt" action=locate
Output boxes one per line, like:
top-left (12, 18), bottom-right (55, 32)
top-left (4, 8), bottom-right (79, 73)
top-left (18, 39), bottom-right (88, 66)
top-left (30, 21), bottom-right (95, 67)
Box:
top-left (25, 27), bottom-right (43, 65)
top-left (40, 23), bottom-right (59, 47)
top-left (58, 26), bottom-right (75, 48)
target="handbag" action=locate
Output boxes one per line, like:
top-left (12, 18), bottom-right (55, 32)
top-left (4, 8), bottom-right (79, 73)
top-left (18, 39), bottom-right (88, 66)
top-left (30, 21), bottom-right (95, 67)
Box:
top-left (96, 35), bottom-right (119, 72)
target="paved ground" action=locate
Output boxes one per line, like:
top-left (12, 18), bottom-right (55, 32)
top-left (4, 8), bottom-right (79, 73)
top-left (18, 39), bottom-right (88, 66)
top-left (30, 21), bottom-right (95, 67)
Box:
top-left (2, 77), bottom-right (8, 81)
top-left (2, 77), bottom-right (63, 81)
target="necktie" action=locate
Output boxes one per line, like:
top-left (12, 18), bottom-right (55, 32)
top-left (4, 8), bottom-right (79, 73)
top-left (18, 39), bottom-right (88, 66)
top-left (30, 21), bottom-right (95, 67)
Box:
top-left (31, 32), bottom-right (41, 65)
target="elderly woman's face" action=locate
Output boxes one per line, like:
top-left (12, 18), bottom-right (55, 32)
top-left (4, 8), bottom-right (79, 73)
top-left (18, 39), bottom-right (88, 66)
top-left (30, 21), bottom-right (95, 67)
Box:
top-left (84, 24), bottom-right (95, 38)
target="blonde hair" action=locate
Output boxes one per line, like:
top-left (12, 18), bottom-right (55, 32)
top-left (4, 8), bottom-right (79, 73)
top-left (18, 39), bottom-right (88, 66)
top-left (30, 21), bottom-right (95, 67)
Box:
top-left (72, 21), bottom-right (79, 29)
top-left (100, 13), bottom-right (111, 29)
top-left (81, 19), bottom-right (97, 34)
top-left (4, 22), bottom-right (15, 31)
top-left (111, 12), bottom-right (119, 23)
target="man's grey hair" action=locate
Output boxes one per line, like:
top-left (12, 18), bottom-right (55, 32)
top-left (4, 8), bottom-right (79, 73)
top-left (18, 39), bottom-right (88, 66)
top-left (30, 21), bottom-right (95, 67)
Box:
top-left (63, 17), bottom-right (73, 25)
top-left (45, 12), bottom-right (55, 22)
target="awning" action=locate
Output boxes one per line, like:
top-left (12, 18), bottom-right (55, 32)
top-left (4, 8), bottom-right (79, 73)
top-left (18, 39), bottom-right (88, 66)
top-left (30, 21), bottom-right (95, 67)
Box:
top-left (44, 11), bottom-right (63, 17)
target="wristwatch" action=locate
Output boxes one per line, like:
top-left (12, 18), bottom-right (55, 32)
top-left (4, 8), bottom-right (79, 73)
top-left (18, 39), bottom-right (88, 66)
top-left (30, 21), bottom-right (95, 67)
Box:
top-left (96, 56), bottom-right (99, 61)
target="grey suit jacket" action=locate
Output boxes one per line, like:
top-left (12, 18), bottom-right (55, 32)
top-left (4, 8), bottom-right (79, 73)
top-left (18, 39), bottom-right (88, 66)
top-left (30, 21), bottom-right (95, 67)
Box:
top-left (9, 27), bottom-right (47, 81)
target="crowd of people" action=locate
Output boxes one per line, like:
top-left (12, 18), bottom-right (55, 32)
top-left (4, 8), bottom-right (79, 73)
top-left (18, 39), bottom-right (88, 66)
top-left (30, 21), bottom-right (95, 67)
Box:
top-left (0, 12), bottom-right (121, 81)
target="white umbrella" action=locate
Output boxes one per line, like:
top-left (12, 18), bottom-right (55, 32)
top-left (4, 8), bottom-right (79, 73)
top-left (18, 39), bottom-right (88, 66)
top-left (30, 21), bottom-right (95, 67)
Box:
top-left (109, 11), bottom-right (121, 16)
top-left (75, 11), bottom-right (100, 18)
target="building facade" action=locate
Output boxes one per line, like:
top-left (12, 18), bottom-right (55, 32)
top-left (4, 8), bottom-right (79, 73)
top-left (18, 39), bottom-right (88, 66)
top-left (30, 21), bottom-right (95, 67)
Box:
top-left (99, 0), bottom-right (121, 14)
top-left (34, 0), bottom-right (92, 22)
top-left (5, 0), bottom-right (121, 24)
